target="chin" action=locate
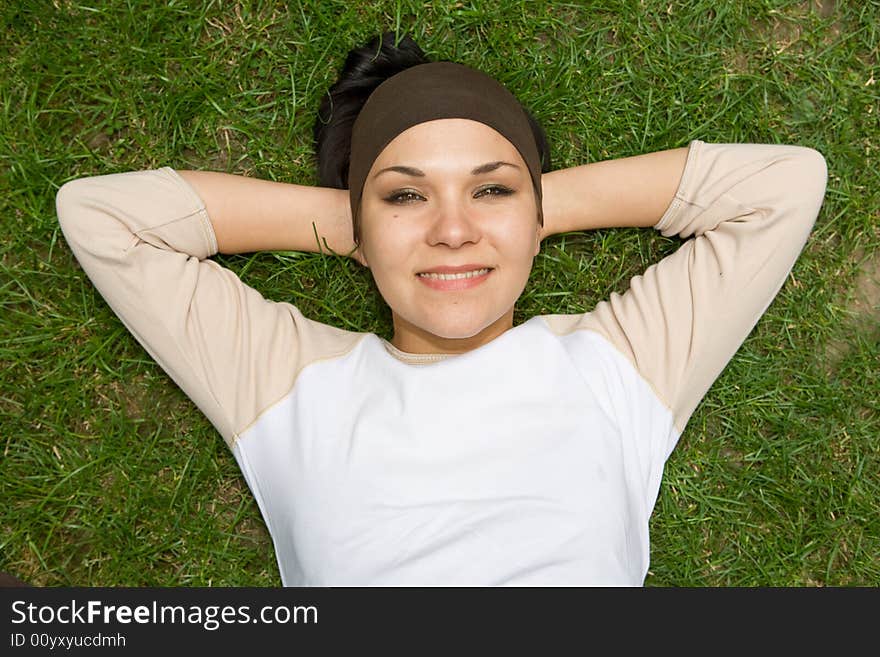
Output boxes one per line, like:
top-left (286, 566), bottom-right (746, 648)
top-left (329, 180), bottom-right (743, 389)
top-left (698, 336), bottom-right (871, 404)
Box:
top-left (435, 326), bottom-right (487, 341)
top-left (419, 307), bottom-right (507, 341)
top-left (390, 298), bottom-right (514, 346)
top-left (418, 318), bottom-right (485, 340)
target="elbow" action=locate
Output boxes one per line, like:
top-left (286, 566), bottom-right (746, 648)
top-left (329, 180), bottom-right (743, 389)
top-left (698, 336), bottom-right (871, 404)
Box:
top-left (56, 178), bottom-right (89, 250)
top-left (56, 177), bottom-right (94, 234)
top-left (755, 146), bottom-right (829, 233)
top-left (55, 176), bottom-right (112, 257)
top-left (798, 146), bottom-right (828, 188)
top-left (789, 146), bottom-right (828, 212)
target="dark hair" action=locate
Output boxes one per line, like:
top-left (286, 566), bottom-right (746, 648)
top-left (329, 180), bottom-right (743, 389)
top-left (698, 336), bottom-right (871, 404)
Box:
top-left (313, 31), bottom-right (552, 240)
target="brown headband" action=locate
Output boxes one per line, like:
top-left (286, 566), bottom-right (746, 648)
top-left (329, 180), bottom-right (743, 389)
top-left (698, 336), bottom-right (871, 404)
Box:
top-left (348, 61), bottom-right (543, 243)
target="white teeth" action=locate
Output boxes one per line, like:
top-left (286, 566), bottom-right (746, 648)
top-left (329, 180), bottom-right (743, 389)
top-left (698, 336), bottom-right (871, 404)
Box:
top-left (418, 268), bottom-right (490, 280)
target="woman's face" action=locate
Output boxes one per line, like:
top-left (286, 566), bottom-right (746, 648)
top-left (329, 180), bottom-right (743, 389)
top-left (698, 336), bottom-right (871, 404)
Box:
top-left (357, 118), bottom-right (541, 354)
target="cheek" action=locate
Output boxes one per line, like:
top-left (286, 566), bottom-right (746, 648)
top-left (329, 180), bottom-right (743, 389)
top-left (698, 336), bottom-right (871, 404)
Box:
top-left (495, 222), bottom-right (539, 262)
top-left (360, 224), bottom-right (415, 275)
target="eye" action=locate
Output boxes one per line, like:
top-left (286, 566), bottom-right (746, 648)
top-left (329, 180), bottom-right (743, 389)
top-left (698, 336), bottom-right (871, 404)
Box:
top-left (475, 185), bottom-right (513, 198)
top-left (385, 189), bottom-right (425, 204)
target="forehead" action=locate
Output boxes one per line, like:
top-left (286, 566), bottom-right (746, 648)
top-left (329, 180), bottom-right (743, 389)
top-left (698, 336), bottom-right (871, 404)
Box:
top-left (371, 118), bottom-right (523, 168)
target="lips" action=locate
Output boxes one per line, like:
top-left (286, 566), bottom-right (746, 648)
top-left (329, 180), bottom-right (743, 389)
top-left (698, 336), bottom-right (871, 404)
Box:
top-left (416, 266), bottom-right (493, 291)
top-left (416, 263), bottom-right (494, 275)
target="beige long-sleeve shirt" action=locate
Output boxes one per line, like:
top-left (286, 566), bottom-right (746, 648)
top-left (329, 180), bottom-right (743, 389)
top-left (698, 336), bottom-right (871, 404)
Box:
top-left (56, 140), bottom-right (827, 585)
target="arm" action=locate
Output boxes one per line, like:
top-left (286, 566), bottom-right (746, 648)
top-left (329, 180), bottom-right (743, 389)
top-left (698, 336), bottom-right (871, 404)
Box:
top-left (175, 170), bottom-right (360, 261)
top-left (540, 146), bottom-right (690, 236)
top-left (545, 140), bottom-right (828, 441)
top-left (56, 168), bottom-right (362, 448)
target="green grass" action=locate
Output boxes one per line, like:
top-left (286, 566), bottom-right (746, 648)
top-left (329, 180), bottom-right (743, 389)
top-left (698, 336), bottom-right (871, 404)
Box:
top-left (1, 0), bottom-right (878, 586)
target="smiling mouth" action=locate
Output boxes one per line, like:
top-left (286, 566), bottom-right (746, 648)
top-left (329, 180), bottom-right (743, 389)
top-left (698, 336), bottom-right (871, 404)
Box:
top-left (415, 268), bottom-right (494, 291)
top-left (416, 268), bottom-right (492, 280)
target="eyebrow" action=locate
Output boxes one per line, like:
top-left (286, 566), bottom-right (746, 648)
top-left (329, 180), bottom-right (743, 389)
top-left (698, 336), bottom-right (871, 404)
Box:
top-left (372, 160), bottom-right (521, 179)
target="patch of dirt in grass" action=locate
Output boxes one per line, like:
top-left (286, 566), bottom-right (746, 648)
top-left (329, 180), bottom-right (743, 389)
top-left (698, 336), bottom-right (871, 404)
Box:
top-left (181, 126), bottom-right (253, 173)
top-left (718, 446), bottom-right (748, 470)
top-left (722, 48), bottom-right (752, 76)
top-left (209, 477), bottom-right (270, 545)
top-left (5, 533), bottom-right (70, 586)
top-left (96, 373), bottom-right (201, 437)
top-left (807, 0), bottom-right (837, 20)
top-left (234, 518), bottom-right (271, 546)
top-left (535, 4), bottom-right (584, 45)
top-left (202, 3), bottom-right (284, 41)
top-left (91, 377), bottom-right (161, 433)
top-left (1, 238), bottom-right (73, 276)
top-left (809, 1), bottom-right (843, 47)
top-left (52, 509), bottom-right (96, 582)
top-left (822, 246), bottom-right (880, 375)
top-left (752, 12), bottom-right (804, 56)
top-left (749, 0), bottom-right (844, 56)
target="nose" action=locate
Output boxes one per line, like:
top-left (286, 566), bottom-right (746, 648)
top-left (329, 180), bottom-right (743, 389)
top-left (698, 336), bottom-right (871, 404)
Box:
top-left (425, 198), bottom-right (481, 248)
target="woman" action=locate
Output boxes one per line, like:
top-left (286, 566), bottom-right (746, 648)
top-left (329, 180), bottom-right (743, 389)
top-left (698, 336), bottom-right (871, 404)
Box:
top-left (55, 32), bottom-right (827, 585)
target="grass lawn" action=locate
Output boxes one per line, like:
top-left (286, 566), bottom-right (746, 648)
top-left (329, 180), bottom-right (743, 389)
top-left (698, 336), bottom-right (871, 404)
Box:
top-left (1, 0), bottom-right (877, 586)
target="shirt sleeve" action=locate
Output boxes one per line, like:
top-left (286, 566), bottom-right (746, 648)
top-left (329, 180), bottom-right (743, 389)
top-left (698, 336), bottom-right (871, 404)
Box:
top-left (56, 168), bottom-right (363, 447)
top-left (569, 140), bottom-right (828, 440)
